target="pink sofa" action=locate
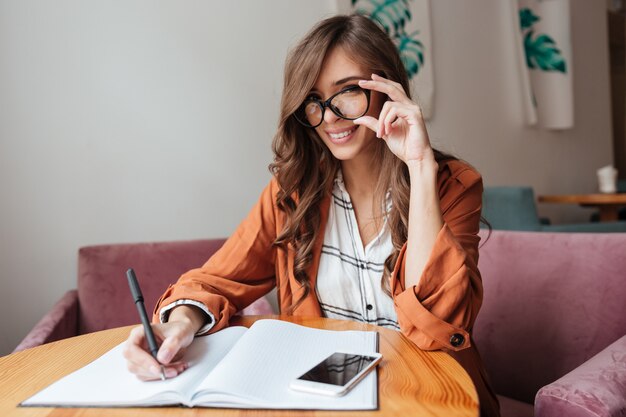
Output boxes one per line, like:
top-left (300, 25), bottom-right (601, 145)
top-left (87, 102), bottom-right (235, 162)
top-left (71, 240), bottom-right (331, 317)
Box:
top-left (474, 230), bottom-right (626, 417)
top-left (16, 232), bottom-right (626, 417)
top-left (14, 239), bottom-right (273, 352)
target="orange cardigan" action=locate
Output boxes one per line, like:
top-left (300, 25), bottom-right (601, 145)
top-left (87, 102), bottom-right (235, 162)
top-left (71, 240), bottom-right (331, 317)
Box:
top-left (154, 159), bottom-right (499, 417)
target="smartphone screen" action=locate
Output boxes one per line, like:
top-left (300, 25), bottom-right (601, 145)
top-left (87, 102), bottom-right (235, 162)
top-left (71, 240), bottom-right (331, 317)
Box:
top-left (296, 352), bottom-right (379, 387)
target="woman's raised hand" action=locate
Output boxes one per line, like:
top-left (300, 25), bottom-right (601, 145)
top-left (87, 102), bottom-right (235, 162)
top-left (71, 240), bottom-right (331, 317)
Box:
top-left (354, 74), bottom-right (434, 164)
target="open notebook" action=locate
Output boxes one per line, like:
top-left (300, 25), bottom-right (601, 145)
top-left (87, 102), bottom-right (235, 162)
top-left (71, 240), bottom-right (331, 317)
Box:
top-left (21, 319), bottom-right (379, 410)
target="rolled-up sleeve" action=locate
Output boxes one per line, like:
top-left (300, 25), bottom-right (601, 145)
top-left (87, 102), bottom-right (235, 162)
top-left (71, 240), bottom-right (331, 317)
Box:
top-left (391, 164), bottom-right (483, 352)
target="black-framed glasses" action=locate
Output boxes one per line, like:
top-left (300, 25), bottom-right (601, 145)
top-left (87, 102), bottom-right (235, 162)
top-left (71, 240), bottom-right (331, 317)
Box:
top-left (294, 86), bottom-right (371, 128)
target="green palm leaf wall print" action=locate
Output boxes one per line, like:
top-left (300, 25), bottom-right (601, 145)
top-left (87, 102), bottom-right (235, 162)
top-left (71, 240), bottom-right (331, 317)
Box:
top-left (524, 31), bottom-right (566, 72)
top-left (395, 30), bottom-right (424, 77)
top-left (352, 0), bottom-right (424, 78)
top-left (519, 8), bottom-right (539, 29)
top-left (519, 7), bottom-right (567, 73)
top-left (353, 0), bottom-right (411, 35)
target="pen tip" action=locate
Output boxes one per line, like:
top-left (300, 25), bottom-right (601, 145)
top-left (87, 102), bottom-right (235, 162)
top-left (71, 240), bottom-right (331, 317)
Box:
top-left (160, 366), bottom-right (166, 381)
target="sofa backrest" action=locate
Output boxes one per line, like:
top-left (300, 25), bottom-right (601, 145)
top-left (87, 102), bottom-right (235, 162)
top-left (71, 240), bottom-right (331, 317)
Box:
top-left (77, 239), bottom-right (226, 335)
top-left (482, 186), bottom-right (542, 231)
top-left (474, 230), bottom-right (626, 403)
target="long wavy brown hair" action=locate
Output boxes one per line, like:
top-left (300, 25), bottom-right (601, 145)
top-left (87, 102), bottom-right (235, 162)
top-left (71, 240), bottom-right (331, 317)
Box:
top-left (270, 14), bottom-right (455, 312)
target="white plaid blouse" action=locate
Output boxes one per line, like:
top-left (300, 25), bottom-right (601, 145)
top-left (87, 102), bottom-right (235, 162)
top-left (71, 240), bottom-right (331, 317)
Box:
top-left (315, 171), bottom-right (399, 330)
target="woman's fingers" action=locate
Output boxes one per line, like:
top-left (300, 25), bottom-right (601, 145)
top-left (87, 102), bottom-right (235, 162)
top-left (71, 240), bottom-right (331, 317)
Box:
top-left (124, 346), bottom-right (188, 381)
top-left (383, 107), bottom-right (400, 137)
top-left (358, 75), bottom-right (412, 105)
top-left (354, 103), bottom-right (416, 139)
top-left (377, 101), bottom-right (391, 137)
top-left (123, 323), bottom-right (192, 380)
top-left (352, 115), bottom-right (379, 134)
top-left (123, 328), bottom-right (166, 380)
top-left (157, 335), bottom-right (188, 364)
top-left (127, 359), bottom-right (188, 381)
top-left (377, 101), bottom-right (423, 137)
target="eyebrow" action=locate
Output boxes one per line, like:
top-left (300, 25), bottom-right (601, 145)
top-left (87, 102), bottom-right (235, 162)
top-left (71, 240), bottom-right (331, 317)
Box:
top-left (309, 75), bottom-right (368, 96)
top-left (333, 75), bottom-right (368, 86)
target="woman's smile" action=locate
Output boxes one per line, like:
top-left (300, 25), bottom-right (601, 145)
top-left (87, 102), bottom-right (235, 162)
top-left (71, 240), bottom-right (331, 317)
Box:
top-left (325, 125), bottom-right (359, 144)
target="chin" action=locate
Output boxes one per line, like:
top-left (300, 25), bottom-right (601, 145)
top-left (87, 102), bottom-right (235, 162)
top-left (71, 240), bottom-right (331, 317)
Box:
top-left (323, 132), bottom-right (377, 163)
top-left (328, 148), bottom-right (359, 161)
top-left (322, 139), bottom-right (360, 161)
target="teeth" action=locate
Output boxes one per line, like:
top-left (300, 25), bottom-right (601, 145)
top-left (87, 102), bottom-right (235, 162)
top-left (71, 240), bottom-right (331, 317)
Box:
top-left (329, 129), bottom-right (354, 139)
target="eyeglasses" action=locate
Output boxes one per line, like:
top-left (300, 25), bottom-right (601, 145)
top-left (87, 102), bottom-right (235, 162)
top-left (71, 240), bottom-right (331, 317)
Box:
top-left (294, 86), bottom-right (371, 128)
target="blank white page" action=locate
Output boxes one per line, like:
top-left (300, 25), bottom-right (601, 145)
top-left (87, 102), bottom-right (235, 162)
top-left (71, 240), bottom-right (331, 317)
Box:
top-left (22, 326), bottom-right (247, 407)
top-left (194, 319), bottom-right (378, 410)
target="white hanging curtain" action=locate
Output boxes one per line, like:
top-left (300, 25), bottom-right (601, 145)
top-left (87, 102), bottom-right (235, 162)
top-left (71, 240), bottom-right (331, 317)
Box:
top-left (512, 0), bottom-right (574, 129)
top-left (337, 0), bottom-right (435, 119)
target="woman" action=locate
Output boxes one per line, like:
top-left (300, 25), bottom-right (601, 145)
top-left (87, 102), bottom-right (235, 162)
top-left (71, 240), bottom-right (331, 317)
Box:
top-left (124, 14), bottom-right (499, 417)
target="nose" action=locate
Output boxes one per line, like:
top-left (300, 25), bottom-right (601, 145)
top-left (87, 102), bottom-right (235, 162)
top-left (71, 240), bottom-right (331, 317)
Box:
top-left (322, 105), bottom-right (340, 125)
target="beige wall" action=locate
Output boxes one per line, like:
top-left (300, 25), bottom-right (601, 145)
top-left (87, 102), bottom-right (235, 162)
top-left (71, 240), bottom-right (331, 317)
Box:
top-left (0, 0), bottom-right (613, 355)
top-left (426, 0), bottom-right (612, 224)
top-left (0, 0), bottom-right (337, 355)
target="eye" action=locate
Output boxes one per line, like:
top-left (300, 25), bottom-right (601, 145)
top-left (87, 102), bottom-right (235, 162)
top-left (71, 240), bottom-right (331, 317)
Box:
top-left (339, 85), bottom-right (360, 93)
top-left (305, 93), bottom-right (321, 101)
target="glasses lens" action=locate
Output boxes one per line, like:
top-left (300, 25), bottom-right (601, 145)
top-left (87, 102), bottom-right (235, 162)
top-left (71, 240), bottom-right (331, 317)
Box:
top-left (298, 100), bottom-right (323, 127)
top-left (330, 88), bottom-right (369, 119)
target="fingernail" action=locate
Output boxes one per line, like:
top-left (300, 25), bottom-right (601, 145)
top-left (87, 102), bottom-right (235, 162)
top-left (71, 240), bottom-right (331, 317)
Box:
top-left (358, 79), bottom-right (368, 84)
top-left (165, 368), bottom-right (178, 378)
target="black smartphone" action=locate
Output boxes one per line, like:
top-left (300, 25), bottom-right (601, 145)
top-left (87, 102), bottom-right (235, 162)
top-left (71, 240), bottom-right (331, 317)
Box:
top-left (289, 351), bottom-right (382, 396)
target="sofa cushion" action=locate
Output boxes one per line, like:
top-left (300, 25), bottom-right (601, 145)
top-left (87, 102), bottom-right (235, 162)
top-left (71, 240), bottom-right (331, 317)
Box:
top-left (535, 335), bottom-right (626, 417)
top-left (474, 231), bottom-right (626, 403)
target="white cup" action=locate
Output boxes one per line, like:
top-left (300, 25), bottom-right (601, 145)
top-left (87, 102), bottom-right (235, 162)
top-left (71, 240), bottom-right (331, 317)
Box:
top-left (597, 165), bottom-right (618, 193)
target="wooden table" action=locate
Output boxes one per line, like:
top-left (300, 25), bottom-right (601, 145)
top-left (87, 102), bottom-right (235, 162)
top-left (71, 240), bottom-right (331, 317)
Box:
top-left (0, 315), bottom-right (479, 417)
top-left (538, 193), bottom-right (626, 222)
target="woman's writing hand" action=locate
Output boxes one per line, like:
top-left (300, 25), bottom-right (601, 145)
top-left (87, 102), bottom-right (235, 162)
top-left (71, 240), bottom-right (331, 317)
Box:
top-left (354, 74), bottom-right (434, 164)
top-left (123, 310), bottom-right (199, 381)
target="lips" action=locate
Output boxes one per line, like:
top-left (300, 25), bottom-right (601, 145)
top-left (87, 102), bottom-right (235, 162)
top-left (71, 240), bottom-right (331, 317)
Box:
top-left (325, 126), bottom-right (358, 144)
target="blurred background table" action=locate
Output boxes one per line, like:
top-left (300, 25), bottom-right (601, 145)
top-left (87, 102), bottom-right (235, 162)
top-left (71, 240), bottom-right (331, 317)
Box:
top-left (538, 193), bottom-right (626, 222)
top-left (0, 315), bottom-right (479, 417)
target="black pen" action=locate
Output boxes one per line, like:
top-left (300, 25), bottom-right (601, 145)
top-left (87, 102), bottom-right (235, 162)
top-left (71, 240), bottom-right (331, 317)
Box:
top-left (126, 268), bottom-right (166, 381)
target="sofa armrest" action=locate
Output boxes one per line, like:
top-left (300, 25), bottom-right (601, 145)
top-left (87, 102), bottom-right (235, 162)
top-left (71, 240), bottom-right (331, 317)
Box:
top-left (13, 290), bottom-right (79, 352)
top-left (535, 335), bottom-right (626, 417)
